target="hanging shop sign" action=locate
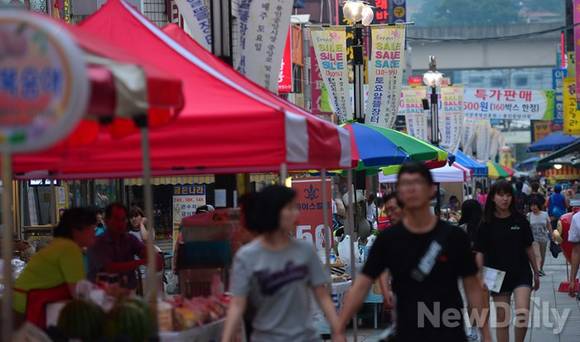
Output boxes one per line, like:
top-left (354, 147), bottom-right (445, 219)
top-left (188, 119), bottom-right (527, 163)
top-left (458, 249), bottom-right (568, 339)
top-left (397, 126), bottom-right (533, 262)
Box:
top-left (235, 0), bottom-right (294, 93)
top-left (463, 88), bottom-right (551, 120)
top-left (310, 27), bottom-right (351, 122)
top-left (439, 86), bottom-right (464, 152)
top-left (174, 0), bottom-right (212, 51)
top-left (278, 29), bottom-right (292, 94)
top-left (563, 77), bottom-right (580, 135)
top-left (399, 86), bottom-right (428, 141)
top-left (0, 10), bottom-right (88, 153)
top-left (531, 120), bottom-right (552, 143)
top-left (365, 25), bottom-right (406, 129)
top-left (292, 178), bottom-right (333, 253)
top-left (574, 0), bottom-right (580, 104)
top-left (291, 25), bottom-right (303, 66)
top-left (389, 0), bottom-right (406, 24)
top-left (372, 0), bottom-right (389, 24)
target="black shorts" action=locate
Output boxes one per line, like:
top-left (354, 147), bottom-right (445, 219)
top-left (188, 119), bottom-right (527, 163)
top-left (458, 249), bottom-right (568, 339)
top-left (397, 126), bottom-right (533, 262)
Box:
top-left (492, 271), bottom-right (533, 296)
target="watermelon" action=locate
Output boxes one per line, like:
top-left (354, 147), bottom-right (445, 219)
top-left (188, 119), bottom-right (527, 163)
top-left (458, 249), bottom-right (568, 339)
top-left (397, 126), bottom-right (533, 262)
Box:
top-left (105, 302), bottom-right (149, 342)
top-left (126, 298), bottom-right (155, 338)
top-left (57, 299), bottom-right (105, 341)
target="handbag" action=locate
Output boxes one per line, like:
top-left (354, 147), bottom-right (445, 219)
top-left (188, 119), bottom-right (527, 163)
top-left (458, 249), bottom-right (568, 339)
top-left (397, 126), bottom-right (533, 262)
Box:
top-left (549, 238), bottom-right (562, 258)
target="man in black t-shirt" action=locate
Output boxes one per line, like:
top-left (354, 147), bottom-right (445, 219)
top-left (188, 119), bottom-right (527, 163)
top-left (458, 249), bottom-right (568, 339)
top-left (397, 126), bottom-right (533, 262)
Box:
top-left (335, 162), bottom-right (491, 342)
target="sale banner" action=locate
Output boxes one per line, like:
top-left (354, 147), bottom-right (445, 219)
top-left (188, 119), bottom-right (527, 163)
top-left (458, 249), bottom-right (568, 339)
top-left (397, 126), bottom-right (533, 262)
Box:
top-left (310, 27), bottom-right (351, 122)
top-left (464, 88), bottom-right (550, 120)
top-left (292, 178), bottom-right (333, 253)
top-left (399, 86), bottom-right (428, 141)
top-left (365, 25), bottom-right (406, 129)
top-left (563, 77), bottom-right (580, 135)
top-left (278, 29), bottom-right (292, 94)
top-left (439, 86), bottom-right (464, 152)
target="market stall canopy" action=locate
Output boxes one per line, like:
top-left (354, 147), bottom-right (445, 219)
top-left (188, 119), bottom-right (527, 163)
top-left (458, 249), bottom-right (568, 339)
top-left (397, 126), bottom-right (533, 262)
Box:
top-left (514, 157), bottom-right (540, 171)
top-left (537, 140), bottom-right (580, 171)
top-left (527, 132), bottom-right (579, 153)
top-left (379, 164), bottom-right (467, 183)
top-left (454, 150), bottom-right (488, 177)
top-left (343, 123), bottom-right (448, 170)
top-left (487, 161), bottom-right (513, 179)
top-left (12, 0), bottom-right (350, 177)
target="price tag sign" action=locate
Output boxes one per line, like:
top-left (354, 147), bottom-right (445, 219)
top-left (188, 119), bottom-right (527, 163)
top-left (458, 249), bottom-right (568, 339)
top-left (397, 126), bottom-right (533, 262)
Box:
top-left (292, 178), bottom-right (333, 251)
top-left (0, 11), bottom-right (88, 153)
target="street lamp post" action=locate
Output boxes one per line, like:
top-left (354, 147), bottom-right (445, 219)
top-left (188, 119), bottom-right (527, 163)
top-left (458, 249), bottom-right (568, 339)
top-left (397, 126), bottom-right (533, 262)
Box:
top-left (423, 56), bottom-right (443, 146)
top-left (343, 1), bottom-right (374, 123)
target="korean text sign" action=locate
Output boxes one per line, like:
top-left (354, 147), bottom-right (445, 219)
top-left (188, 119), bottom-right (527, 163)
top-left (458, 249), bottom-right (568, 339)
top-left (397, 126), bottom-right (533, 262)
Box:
top-left (464, 88), bottom-right (549, 120)
top-left (563, 78), bottom-right (580, 134)
top-left (292, 178), bottom-right (332, 252)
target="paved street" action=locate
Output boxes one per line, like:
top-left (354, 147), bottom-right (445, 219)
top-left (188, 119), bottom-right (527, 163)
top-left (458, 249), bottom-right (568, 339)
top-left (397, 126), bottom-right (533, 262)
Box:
top-left (343, 253), bottom-right (580, 342)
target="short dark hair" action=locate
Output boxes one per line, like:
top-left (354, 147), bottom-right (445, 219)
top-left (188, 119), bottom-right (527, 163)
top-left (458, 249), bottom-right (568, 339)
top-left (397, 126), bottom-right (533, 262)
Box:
top-left (397, 161), bottom-right (434, 186)
top-left (484, 180), bottom-right (518, 223)
top-left (129, 206), bottom-right (144, 218)
top-left (531, 182), bottom-right (540, 192)
top-left (240, 185), bottom-right (296, 234)
top-left (96, 208), bottom-right (104, 216)
top-left (105, 203), bottom-right (128, 218)
top-left (383, 192), bottom-right (403, 208)
top-left (53, 208), bottom-right (97, 238)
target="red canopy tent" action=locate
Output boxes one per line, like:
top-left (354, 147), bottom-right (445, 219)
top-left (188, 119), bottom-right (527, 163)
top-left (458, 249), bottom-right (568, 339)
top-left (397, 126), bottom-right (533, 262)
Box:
top-left (13, 0), bottom-right (350, 178)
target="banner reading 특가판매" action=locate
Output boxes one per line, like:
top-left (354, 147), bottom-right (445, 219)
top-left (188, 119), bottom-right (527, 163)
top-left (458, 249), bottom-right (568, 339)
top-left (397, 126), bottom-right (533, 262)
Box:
top-left (310, 27), bottom-right (351, 122)
top-left (365, 25), bottom-right (406, 129)
top-left (464, 88), bottom-right (549, 120)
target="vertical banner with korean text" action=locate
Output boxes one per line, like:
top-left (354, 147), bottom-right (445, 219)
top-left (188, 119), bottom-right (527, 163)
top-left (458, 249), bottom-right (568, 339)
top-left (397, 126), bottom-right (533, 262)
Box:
top-left (552, 68), bottom-right (566, 128)
top-left (311, 27), bottom-right (351, 122)
top-left (462, 118), bottom-right (477, 156)
top-left (475, 120), bottom-right (491, 161)
top-left (365, 25), bottom-right (406, 128)
top-left (175, 0), bottom-right (212, 51)
top-left (278, 28), bottom-right (292, 93)
top-left (439, 86), bottom-right (464, 152)
top-left (563, 77), bottom-right (580, 134)
top-left (399, 86), bottom-right (428, 141)
top-left (235, 0), bottom-right (293, 92)
top-left (292, 178), bottom-right (333, 254)
top-left (574, 0), bottom-right (580, 104)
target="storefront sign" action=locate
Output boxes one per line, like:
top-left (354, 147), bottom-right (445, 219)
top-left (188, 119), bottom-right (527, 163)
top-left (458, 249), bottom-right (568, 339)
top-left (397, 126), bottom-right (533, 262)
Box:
top-left (563, 77), bottom-right (580, 135)
top-left (0, 11), bottom-right (88, 153)
top-left (292, 178), bottom-right (332, 252)
top-left (172, 184), bottom-right (206, 229)
top-left (552, 68), bottom-right (566, 125)
top-left (311, 27), bottom-right (351, 122)
top-left (175, 0), bottom-right (212, 51)
top-left (464, 88), bottom-right (550, 120)
top-left (278, 29), bottom-right (292, 94)
top-left (531, 120), bottom-right (552, 143)
top-left (372, 0), bottom-right (389, 24)
top-left (365, 25), bottom-right (405, 129)
top-left (439, 86), bottom-right (464, 152)
top-left (235, 0), bottom-right (293, 92)
top-left (399, 86), bottom-right (428, 141)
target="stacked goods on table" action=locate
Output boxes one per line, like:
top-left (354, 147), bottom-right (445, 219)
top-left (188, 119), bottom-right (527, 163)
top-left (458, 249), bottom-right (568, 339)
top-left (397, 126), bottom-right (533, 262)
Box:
top-left (165, 295), bottom-right (229, 331)
top-left (330, 258), bottom-right (350, 283)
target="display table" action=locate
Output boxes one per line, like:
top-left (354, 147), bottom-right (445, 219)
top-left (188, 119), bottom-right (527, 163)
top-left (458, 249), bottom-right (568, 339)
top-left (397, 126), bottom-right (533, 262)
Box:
top-left (364, 281), bottom-right (384, 329)
top-left (312, 280), bottom-right (352, 336)
top-left (159, 318), bottom-right (245, 342)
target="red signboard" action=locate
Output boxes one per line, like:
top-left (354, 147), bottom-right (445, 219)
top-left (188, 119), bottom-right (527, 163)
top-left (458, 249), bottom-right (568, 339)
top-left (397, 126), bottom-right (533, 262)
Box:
top-left (292, 178), bottom-right (333, 252)
top-left (373, 0), bottom-right (389, 23)
top-left (278, 29), bottom-right (292, 94)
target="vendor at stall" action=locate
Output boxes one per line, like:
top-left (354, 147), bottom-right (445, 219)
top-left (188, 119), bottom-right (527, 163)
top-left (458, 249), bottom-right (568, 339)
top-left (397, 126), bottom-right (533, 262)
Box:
top-left (87, 203), bottom-right (161, 290)
top-left (13, 208), bottom-right (97, 328)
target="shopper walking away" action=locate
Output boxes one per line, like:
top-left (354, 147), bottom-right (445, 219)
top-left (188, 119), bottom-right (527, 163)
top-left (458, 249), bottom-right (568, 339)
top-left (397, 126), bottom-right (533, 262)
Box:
top-left (527, 182), bottom-right (546, 211)
top-left (221, 185), bottom-right (339, 342)
top-left (335, 162), bottom-right (490, 342)
top-left (474, 181), bottom-right (540, 342)
top-left (514, 182), bottom-right (529, 214)
top-left (528, 200), bottom-right (551, 276)
top-left (548, 184), bottom-right (569, 229)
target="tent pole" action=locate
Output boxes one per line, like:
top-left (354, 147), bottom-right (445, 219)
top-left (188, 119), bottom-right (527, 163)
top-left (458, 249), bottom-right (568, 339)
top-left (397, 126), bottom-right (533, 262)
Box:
top-left (140, 125), bottom-right (158, 334)
top-left (2, 152), bottom-right (14, 340)
top-left (279, 163), bottom-right (288, 185)
top-left (346, 169), bottom-right (358, 342)
top-left (321, 169), bottom-right (331, 268)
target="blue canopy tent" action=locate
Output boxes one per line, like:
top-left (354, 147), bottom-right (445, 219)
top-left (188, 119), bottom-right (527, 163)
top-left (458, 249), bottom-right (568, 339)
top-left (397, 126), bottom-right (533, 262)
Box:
top-left (514, 156), bottom-right (540, 171)
top-left (455, 150), bottom-right (488, 177)
top-left (527, 132), bottom-right (579, 152)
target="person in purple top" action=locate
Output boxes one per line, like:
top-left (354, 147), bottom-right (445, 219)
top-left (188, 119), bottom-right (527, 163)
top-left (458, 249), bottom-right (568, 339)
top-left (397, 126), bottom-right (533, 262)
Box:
top-left (87, 203), bottom-right (160, 289)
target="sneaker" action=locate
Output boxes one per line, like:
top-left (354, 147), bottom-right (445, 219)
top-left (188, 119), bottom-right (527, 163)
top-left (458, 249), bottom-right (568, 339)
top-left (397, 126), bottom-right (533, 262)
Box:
top-left (466, 327), bottom-right (479, 341)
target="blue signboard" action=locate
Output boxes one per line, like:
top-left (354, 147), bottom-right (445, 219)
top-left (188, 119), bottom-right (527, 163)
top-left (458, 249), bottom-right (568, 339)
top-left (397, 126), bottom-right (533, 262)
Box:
top-left (552, 68), bottom-right (566, 126)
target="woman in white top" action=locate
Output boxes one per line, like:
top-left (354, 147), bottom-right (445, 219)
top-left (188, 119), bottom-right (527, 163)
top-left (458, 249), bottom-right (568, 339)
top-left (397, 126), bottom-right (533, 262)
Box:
top-left (528, 200), bottom-right (551, 276)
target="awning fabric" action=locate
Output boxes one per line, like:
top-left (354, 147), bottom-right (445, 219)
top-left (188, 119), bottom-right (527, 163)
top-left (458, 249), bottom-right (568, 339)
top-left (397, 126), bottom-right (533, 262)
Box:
top-left (527, 132), bottom-right (579, 153)
top-left (380, 164), bottom-right (467, 183)
top-left (12, 0), bottom-right (351, 178)
top-left (454, 150), bottom-right (488, 177)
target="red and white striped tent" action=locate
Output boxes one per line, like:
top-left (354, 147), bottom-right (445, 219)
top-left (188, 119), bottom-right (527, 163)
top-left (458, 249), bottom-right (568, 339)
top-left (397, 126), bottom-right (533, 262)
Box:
top-left (14, 0), bottom-right (351, 178)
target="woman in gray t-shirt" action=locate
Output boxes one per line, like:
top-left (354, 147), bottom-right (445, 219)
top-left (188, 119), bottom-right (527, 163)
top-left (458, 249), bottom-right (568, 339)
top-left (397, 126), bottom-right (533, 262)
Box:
top-left (222, 186), bottom-right (339, 342)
